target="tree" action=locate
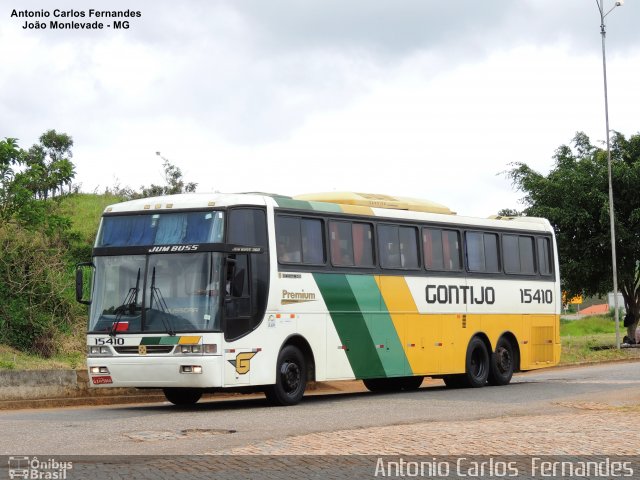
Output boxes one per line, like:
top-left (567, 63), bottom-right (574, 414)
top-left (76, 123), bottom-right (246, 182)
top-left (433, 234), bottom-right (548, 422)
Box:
top-left (23, 130), bottom-right (75, 199)
top-left (0, 137), bottom-right (22, 219)
top-left (507, 131), bottom-right (640, 335)
top-left (0, 131), bottom-right (76, 231)
top-left (137, 155), bottom-right (197, 198)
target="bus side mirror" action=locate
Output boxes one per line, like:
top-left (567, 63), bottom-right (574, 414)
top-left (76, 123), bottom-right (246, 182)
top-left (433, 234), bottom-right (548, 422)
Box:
top-left (75, 262), bottom-right (94, 305)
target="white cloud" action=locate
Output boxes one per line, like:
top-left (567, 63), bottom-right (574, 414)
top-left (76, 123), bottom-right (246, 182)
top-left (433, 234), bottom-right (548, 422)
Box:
top-left (1, 0), bottom-right (639, 218)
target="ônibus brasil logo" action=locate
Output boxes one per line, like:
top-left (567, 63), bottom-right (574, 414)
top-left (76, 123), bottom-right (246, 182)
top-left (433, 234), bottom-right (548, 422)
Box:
top-left (7, 456), bottom-right (72, 479)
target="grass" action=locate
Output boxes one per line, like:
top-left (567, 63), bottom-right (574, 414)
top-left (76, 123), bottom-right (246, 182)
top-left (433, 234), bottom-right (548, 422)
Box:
top-left (0, 345), bottom-right (85, 371)
top-left (560, 313), bottom-right (640, 364)
top-left (560, 314), bottom-right (616, 336)
top-left (0, 193), bottom-right (115, 371)
top-left (58, 193), bottom-right (123, 243)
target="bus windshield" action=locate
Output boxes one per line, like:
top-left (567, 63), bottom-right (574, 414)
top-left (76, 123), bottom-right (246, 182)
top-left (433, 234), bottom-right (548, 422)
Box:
top-left (89, 252), bottom-right (224, 333)
top-left (97, 211), bottom-right (224, 247)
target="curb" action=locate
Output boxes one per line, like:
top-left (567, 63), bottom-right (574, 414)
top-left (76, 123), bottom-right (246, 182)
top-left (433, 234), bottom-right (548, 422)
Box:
top-left (0, 370), bottom-right (368, 410)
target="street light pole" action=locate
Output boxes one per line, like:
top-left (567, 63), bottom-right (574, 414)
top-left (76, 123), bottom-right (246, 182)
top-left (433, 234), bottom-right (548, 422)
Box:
top-left (595, 0), bottom-right (623, 349)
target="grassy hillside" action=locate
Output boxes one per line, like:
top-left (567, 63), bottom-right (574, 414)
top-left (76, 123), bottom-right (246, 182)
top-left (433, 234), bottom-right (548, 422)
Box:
top-left (58, 193), bottom-right (123, 245)
top-left (0, 193), bottom-right (123, 362)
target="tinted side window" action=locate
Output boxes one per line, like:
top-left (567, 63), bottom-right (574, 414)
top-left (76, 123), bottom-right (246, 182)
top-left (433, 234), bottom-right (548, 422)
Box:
top-left (228, 209), bottom-right (267, 247)
top-left (301, 218), bottom-right (325, 264)
top-left (503, 235), bottom-right (519, 273)
top-left (330, 221), bottom-right (374, 267)
top-left (225, 208), bottom-right (268, 341)
top-left (424, 228), bottom-right (461, 271)
top-left (275, 216), bottom-right (325, 265)
top-left (537, 237), bottom-right (553, 275)
top-left (330, 221), bottom-right (353, 266)
top-left (276, 216), bottom-right (302, 263)
top-left (466, 232), bottom-right (500, 273)
top-left (519, 236), bottom-right (535, 274)
top-left (503, 235), bottom-right (535, 275)
top-left (352, 222), bottom-right (374, 267)
top-left (379, 225), bottom-right (419, 269)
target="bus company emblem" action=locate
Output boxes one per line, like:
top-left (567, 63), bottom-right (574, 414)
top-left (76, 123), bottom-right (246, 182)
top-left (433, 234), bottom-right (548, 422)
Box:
top-left (228, 352), bottom-right (257, 375)
top-left (148, 244), bottom-right (199, 254)
top-left (138, 345), bottom-right (147, 355)
top-left (281, 289), bottom-right (316, 305)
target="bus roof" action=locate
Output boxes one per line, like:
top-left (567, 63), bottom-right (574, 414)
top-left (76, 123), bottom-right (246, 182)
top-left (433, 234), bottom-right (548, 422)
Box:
top-left (293, 192), bottom-right (455, 215)
top-left (101, 192), bottom-right (552, 233)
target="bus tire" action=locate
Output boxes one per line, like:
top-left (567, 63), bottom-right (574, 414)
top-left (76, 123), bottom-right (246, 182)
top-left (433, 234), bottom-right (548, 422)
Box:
top-left (442, 375), bottom-right (466, 388)
top-left (488, 337), bottom-right (515, 386)
top-left (363, 378), bottom-right (397, 392)
top-left (363, 376), bottom-right (423, 392)
top-left (265, 345), bottom-right (307, 406)
top-left (464, 337), bottom-right (490, 388)
top-left (398, 376), bottom-right (424, 391)
top-left (163, 388), bottom-right (202, 406)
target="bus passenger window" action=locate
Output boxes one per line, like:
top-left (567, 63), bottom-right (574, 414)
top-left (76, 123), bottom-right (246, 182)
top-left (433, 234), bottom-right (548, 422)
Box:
top-left (423, 228), bottom-right (461, 271)
top-left (466, 232), bottom-right (500, 273)
top-left (275, 216), bottom-right (325, 264)
top-left (504, 234), bottom-right (535, 275)
top-left (276, 216), bottom-right (302, 263)
top-left (537, 237), bottom-right (553, 275)
top-left (330, 221), bottom-right (354, 266)
top-left (352, 223), bottom-right (374, 267)
top-left (301, 218), bottom-right (325, 264)
top-left (379, 225), bottom-right (418, 269)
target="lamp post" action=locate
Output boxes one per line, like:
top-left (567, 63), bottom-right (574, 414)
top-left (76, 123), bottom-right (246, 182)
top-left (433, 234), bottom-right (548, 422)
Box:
top-left (595, 0), bottom-right (623, 349)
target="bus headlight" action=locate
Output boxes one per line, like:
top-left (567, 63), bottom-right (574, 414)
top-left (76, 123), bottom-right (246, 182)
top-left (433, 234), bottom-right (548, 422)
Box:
top-left (176, 344), bottom-right (217, 355)
top-left (88, 346), bottom-right (112, 356)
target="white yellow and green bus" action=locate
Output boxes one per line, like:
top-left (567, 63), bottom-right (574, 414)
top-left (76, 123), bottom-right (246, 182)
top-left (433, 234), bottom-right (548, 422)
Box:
top-left (77, 192), bottom-right (560, 406)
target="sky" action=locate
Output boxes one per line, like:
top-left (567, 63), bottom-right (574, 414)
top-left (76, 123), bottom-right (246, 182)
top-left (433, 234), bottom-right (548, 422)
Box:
top-left (1, 0), bottom-right (639, 217)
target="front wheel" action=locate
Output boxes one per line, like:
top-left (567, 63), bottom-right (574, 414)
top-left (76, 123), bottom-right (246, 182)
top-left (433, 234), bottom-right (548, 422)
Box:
top-left (163, 388), bottom-right (202, 406)
top-left (265, 345), bottom-right (307, 406)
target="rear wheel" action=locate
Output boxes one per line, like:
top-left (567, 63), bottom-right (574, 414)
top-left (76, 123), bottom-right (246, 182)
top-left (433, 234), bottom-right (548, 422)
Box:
top-left (442, 375), bottom-right (466, 389)
top-left (444, 338), bottom-right (490, 388)
top-left (464, 337), bottom-right (490, 388)
top-left (363, 376), bottom-right (424, 392)
top-left (488, 337), bottom-right (515, 386)
top-left (363, 378), bottom-right (397, 392)
top-left (265, 345), bottom-right (307, 406)
top-left (163, 388), bottom-right (202, 406)
top-left (398, 376), bottom-right (424, 391)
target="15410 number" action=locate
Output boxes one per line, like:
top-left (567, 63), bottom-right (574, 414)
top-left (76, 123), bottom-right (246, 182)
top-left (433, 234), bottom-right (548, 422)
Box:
top-left (519, 288), bottom-right (553, 304)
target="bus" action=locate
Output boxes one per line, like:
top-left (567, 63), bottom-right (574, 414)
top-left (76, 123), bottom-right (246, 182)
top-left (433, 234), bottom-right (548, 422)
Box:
top-left (77, 191), bottom-right (560, 406)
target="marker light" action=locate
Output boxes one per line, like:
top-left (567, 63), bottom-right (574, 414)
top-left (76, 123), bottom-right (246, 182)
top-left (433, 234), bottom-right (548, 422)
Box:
top-left (90, 366), bottom-right (110, 374)
top-left (180, 365), bottom-right (203, 374)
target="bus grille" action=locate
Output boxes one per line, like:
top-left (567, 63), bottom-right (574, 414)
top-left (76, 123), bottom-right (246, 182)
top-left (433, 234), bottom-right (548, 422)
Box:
top-left (114, 346), bottom-right (175, 354)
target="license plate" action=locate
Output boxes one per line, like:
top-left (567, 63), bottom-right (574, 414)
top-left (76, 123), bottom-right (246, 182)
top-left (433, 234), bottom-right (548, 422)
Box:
top-left (92, 376), bottom-right (113, 385)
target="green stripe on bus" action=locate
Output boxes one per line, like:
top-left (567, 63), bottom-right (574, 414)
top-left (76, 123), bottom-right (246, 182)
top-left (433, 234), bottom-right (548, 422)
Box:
top-left (308, 201), bottom-right (342, 213)
top-left (140, 337), bottom-right (161, 345)
top-left (159, 337), bottom-right (180, 345)
top-left (313, 273), bottom-right (386, 378)
top-left (273, 196), bottom-right (342, 213)
top-left (346, 275), bottom-right (412, 376)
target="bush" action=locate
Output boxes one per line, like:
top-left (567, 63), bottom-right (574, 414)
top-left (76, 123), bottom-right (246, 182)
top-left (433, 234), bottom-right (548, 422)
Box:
top-left (0, 223), bottom-right (77, 356)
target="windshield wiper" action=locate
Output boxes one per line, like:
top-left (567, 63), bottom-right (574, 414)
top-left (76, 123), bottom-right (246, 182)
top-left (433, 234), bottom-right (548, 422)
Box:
top-left (149, 266), bottom-right (176, 336)
top-left (110, 268), bottom-right (141, 337)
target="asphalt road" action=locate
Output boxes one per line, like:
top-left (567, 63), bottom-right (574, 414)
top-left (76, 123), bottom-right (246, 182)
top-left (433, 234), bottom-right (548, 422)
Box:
top-left (1, 361), bottom-right (639, 455)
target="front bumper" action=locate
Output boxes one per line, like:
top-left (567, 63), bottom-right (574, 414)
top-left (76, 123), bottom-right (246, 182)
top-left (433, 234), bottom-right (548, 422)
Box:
top-left (87, 355), bottom-right (223, 388)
